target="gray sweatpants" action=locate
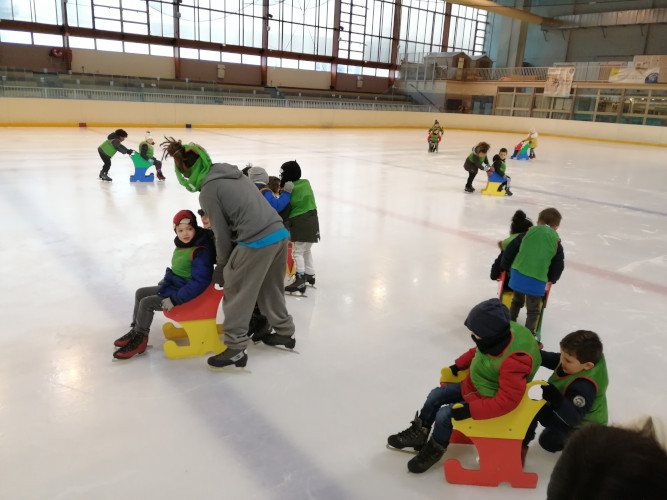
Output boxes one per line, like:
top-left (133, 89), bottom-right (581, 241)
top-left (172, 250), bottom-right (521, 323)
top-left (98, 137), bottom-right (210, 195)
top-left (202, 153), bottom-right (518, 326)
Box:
top-left (222, 239), bottom-right (295, 349)
top-left (132, 286), bottom-right (163, 336)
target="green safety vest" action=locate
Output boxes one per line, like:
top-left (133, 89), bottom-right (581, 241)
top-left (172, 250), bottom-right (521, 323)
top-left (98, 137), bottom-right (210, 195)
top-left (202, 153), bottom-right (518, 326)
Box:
top-left (288, 179), bottom-right (317, 218)
top-left (171, 246), bottom-right (200, 280)
top-left (139, 141), bottom-right (154, 158)
top-left (99, 138), bottom-right (119, 157)
top-left (501, 233), bottom-right (519, 250)
top-left (548, 355), bottom-right (608, 425)
top-left (470, 322), bottom-right (541, 397)
top-left (512, 225), bottom-right (560, 282)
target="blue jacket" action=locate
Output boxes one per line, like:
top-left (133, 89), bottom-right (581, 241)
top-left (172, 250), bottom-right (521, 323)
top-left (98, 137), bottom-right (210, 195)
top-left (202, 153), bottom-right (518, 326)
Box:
top-left (157, 229), bottom-right (215, 305)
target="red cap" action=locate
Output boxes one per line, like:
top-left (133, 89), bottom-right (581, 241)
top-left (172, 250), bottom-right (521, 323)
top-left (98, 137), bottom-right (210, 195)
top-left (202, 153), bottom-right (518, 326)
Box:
top-left (173, 210), bottom-right (198, 231)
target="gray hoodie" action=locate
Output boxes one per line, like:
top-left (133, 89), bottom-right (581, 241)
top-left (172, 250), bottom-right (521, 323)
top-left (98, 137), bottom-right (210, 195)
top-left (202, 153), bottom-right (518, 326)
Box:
top-left (199, 163), bottom-right (285, 268)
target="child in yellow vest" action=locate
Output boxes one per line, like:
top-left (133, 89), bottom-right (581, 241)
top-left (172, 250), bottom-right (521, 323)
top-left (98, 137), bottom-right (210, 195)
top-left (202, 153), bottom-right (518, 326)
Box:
top-left (138, 131), bottom-right (166, 181)
top-left (113, 210), bottom-right (215, 359)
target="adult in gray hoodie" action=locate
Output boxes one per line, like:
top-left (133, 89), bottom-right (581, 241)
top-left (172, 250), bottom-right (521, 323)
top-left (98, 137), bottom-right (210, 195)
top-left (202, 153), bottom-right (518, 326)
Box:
top-left (161, 138), bottom-right (296, 369)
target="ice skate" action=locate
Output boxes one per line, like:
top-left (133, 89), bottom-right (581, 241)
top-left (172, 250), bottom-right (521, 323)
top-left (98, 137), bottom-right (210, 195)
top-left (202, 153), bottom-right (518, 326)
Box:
top-left (285, 273), bottom-right (307, 296)
top-left (407, 437), bottom-right (447, 473)
top-left (262, 333), bottom-right (298, 352)
top-left (464, 186), bottom-right (475, 193)
top-left (387, 412), bottom-right (429, 451)
top-left (207, 348), bottom-right (248, 370)
top-left (113, 333), bottom-right (148, 359)
top-left (114, 327), bottom-right (136, 348)
top-left (156, 169), bottom-right (166, 181)
top-left (505, 188), bottom-right (513, 196)
top-left (99, 170), bottom-right (113, 182)
top-left (304, 273), bottom-right (316, 287)
top-left (249, 311), bottom-right (272, 344)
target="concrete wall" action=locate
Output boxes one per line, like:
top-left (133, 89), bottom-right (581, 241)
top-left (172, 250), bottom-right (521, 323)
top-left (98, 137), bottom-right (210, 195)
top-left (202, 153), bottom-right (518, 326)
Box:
top-left (1, 97), bottom-right (664, 145)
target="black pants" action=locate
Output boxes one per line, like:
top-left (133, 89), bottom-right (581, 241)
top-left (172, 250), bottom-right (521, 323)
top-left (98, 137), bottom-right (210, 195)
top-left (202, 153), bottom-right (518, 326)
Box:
top-left (465, 169), bottom-right (478, 188)
top-left (510, 291), bottom-right (543, 332)
top-left (153, 158), bottom-right (162, 170)
top-left (98, 148), bottom-right (112, 173)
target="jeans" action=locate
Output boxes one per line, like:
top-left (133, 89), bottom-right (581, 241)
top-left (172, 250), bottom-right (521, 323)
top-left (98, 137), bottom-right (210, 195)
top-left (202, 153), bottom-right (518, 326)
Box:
top-left (418, 383), bottom-right (464, 446)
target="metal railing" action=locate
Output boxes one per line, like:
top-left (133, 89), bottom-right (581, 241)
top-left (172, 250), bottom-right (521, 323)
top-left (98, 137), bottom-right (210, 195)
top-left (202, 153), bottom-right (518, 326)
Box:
top-left (0, 85), bottom-right (436, 112)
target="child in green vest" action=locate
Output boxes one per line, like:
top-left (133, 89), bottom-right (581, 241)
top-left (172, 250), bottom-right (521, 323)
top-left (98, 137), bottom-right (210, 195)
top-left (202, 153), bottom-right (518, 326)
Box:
top-left (501, 207), bottom-right (564, 333)
top-left (527, 330), bottom-right (608, 453)
top-left (113, 210), bottom-right (215, 359)
top-left (281, 160), bottom-right (319, 295)
top-left (98, 129), bottom-right (133, 182)
top-left (427, 120), bottom-right (443, 152)
top-left (463, 141), bottom-right (491, 192)
top-left (139, 131), bottom-right (166, 181)
top-left (387, 298), bottom-right (541, 473)
top-left (490, 209), bottom-right (533, 291)
top-left (491, 147), bottom-right (512, 196)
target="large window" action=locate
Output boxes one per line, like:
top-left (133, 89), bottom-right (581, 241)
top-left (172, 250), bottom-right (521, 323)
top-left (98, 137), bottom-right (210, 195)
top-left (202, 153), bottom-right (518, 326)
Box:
top-left (338, 0), bottom-right (394, 63)
top-left (179, 0), bottom-right (263, 48)
top-left (448, 3), bottom-right (486, 54)
top-left (269, 0), bottom-right (336, 56)
top-left (0, 0), bottom-right (62, 25)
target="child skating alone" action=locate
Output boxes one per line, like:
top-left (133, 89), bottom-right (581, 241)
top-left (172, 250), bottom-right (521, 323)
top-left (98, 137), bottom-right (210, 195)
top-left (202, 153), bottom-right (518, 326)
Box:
top-left (387, 298), bottom-right (541, 473)
top-left (463, 141), bottom-right (491, 193)
top-left (501, 207), bottom-right (564, 334)
top-left (281, 160), bottom-right (319, 295)
top-left (113, 210), bottom-right (215, 359)
top-left (98, 129), bottom-right (133, 181)
top-left (427, 120), bottom-right (443, 152)
top-left (492, 147), bottom-right (513, 196)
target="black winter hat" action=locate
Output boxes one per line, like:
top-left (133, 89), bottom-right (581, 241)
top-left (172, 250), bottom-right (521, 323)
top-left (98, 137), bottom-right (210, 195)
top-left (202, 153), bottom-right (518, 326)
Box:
top-left (280, 160), bottom-right (301, 183)
top-left (464, 298), bottom-right (510, 338)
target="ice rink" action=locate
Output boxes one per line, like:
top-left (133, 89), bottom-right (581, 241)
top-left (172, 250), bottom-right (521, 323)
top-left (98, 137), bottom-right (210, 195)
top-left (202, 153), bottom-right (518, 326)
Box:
top-left (1, 125), bottom-right (666, 499)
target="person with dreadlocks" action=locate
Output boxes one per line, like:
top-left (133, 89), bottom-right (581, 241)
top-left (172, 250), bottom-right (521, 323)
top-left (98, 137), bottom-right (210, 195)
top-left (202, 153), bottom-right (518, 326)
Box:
top-left (161, 137), bottom-right (296, 369)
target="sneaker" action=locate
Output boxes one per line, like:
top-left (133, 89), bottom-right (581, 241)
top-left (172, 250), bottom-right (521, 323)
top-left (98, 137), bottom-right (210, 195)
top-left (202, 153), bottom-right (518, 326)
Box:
top-left (207, 348), bottom-right (248, 368)
top-left (262, 334), bottom-right (296, 349)
top-left (114, 327), bottom-right (136, 348)
top-left (464, 186), bottom-right (475, 193)
top-left (285, 273), bottom-right (307, 295)
top-left (407, 437), bottom-right (447, 473)
top-left (113, 333), bottom-right (148, 359)
top-left (156, 169), bottom-right (166, 181)
top-left (388, 412), bottom-right (429, 450)
top-left (304, 273), bottom-right (316, 286)
top-left (99, 171), bottom-right (112, 182)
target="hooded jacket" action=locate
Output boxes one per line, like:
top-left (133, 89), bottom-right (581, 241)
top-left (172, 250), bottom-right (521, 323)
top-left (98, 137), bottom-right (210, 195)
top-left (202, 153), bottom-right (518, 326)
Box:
top-left (198, 163), bottom-right (286, 268)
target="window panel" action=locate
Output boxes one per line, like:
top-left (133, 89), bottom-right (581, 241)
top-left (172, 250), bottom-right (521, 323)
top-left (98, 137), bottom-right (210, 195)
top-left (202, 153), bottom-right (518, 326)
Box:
top-left (200, 49), bottom-right (221, 62)
top-left (0, 29), bottom-right (32, 44)
top-left (123, 22), bottom-right (148, 35)
top-left (33, 33), bottom-right (63, 47)
top-left (179, 47), bottom-right (199, 60)
top-left (150, 44), bottom-right (173, 57)
top-left (242, 54), bottom-right (260, 65)
top-left (96, 38), bottom-right (123, 52)
top-left (69, 36), bottom-right (96, 49)
top-left (124, 41), bottom-right (149, 54)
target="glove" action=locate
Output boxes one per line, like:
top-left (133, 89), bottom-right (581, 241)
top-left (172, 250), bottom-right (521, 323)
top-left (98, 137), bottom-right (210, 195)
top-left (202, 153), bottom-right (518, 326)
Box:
top-left (213, 265), bottom-right (224, 287)
top-left (161, 297), bottom-right (174, 311)
top-left (283, 181), bottom-right (294, 193)
top-left (149, 158), bottom-right (155, 165)
top-left (451, 403), bottom-right (471, 421)
top-left (541, 383), bottom-right (564, 407)
top-left (126, 149), bottom-right (135, 155)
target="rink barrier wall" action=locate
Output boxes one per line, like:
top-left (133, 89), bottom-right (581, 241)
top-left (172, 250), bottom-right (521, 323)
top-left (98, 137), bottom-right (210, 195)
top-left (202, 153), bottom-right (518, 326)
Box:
top-left (0, 97), bottom-right (665, 146)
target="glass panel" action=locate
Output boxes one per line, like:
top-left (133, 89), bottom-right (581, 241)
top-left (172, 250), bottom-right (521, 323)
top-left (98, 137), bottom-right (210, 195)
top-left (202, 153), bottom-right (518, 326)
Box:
top-left (242, 54), bottom-right (260, 65)
top-left (552, 112), bottom-right (570, 120)
top-left (496, 94), bottom-right (513, 107)
top-left (0, 30), bottom-right (32, 44)
top-left (573, 113), bottom-right (594, 121)
top-left (299, 60), bottom-right (316, 70)
top-left (124, 41), bottom-right (149, 54)
top-left (199, 49), bottom-right (220, 62)
top-left (33, 33), bottom-right (63, 47)
top-left (532, 111), bottom-right (549, 118)
top-left (574, 96), bottom-right (596, 112)
top-left (594, 114), bottom-right (617, 123)
top-left (179, 47), bottom-right (199, 59)
top-left (625, 89), bottom-right (649, 97)
top-left (221, 52), bottom-right (241, 63)
top-left (512, 110), bottom-right (530, 117)
top-left (599, 88), bottom-right (622, 95)
top-left (596, 96), bottom-right (619, 113)
top-left (576, 88), bottom-right (598, 95)
top-left (619, 116), bottom-right (644, 125)
top-left (150, 44), bottom-right (173, 57)
top-left (645, 117), bottom-right (667, 126)
top-left (494, 109), bottom-right (511, 116)
top-left (514, 94), bottom-right (532, 108)
top-left (553, 97), bottom-right (572, 111)
top-left (648, 96), bottom-right (667, 116)
top-left (96, 38), bottom-right (123, 52)
top-left (622, 97), bottom-right (647, 114)
top-left (69, 36), bottom-right (96, 49)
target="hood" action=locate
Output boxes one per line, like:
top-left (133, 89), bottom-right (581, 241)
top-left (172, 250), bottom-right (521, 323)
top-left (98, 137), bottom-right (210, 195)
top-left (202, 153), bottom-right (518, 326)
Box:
top-left (200, 163), bottom-right (244, 188)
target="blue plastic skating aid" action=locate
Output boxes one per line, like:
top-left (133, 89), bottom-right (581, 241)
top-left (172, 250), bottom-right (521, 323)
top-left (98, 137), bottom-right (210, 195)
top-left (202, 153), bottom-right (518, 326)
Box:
top-left (516, 142), bottom-right (531, 160)
top-left (481, 171), bottom-right (506, 196)
top-left (129, 153), bottom-right (155, 182)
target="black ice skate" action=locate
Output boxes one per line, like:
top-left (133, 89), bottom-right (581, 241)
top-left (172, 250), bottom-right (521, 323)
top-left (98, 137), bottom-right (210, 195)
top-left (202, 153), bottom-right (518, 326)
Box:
top-left (262, 333), bottom-right (297, 352)
top-left (114, 327), bottom-right (136, 348)
top-left (113, 333), bottom-right (148, 359)
top-left (304, 273), bottom-right (316, 287)
top-left (207, 348), bottom-right (248, 370)
top-left (249, 310), bottom-right (272, 344)
top-left (156, 169), bottom-right (166, 181)
top-left (285, 273), bottom-right (307, 295)
top-left (505, 188), bottom-right (513, 196)
top-left (464, 186), bottom-right (475, 193)
top-left (407, 437), bottom-right (447, 473)
top-left (99, 170), bottom-right (113, 182)
top-left (387, 412), bottom-right (429, 451)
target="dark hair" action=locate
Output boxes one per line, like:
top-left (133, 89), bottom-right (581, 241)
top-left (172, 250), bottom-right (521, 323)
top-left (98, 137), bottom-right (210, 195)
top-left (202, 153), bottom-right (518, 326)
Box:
top-left (560, 330), bottom-right (603, 364)
top-left (197, 208), bottom-right (206, 216)
top-left (160, 137), bottom-right (200, 174)
top-left (510, 210), bottom-right (533, 235)
top-left (500, 147), bottom-right (508, 153)
top-left (115, 129), bottom-right (128, 138)
top-left (268, 176), bottom-right (280, 193)
top-left (547, 424), bottom-right (667, 500)
top-left (538, 207), bottom-right (562, 227)
top-left (241, 166), bottom-right (252, 176)
top-left (476, 141), bottom-right (490, 154)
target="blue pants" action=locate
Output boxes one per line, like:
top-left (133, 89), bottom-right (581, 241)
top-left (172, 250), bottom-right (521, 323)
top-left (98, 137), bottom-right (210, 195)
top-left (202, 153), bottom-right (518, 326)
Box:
top-left (418, 383), bottom-right (463, 446)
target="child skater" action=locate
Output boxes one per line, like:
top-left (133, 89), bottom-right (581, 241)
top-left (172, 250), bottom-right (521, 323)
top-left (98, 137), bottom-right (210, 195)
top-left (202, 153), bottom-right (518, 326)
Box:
top-left (490, 210), bottom-right (533, 293)
top-left (492, 147), bottom-right (513, 196)
top-left (463, 141), bottom-right (491, 193)
top-left (524, 128), bottom-right (538, 159)
top-left (281, 160), bottom-right (319, 295)
top-left (526, 330), bottom-right (608, 454)
top-left (113, 210), bottom-right (215, 359)
top-left (98, 129), bottom-right (133, 181)
top-left (427, 120), bottom-right (443, 152)
top-left (138, 131), bottom-right (166, 181)
top-left (387, 298), bottom-right (541, 473)
top-left (501, 208), bottom-right (564, 334)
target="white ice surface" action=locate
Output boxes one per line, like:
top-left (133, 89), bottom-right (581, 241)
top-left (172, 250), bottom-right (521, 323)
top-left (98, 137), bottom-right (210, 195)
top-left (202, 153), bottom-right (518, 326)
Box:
top-left (1, 127), bottom-right (666, 499)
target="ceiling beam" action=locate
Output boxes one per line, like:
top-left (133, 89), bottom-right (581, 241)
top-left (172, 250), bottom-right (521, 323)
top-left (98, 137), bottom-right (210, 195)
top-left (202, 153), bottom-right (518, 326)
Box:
top-left (445, 1), bottom-right (563, 27)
